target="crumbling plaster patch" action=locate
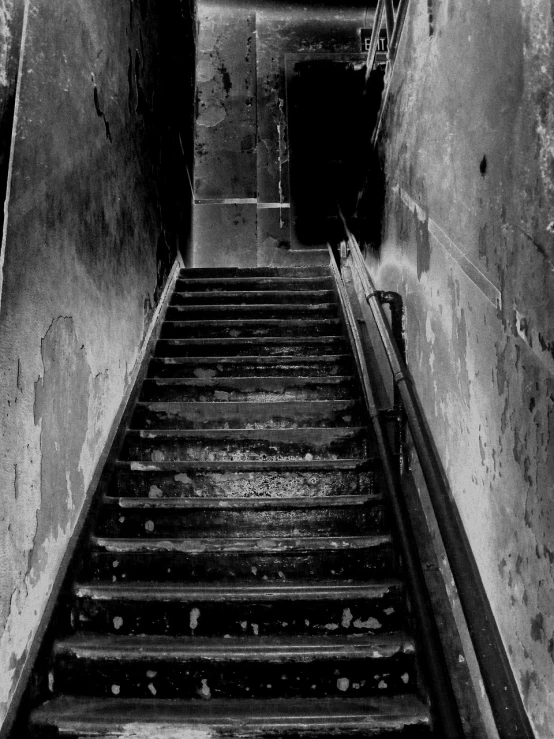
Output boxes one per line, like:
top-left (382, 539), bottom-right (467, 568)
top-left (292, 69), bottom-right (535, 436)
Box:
top-left (373, 0), bottom-right (554, 734)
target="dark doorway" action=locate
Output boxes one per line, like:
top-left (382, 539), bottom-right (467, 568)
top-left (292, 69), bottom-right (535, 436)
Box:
top-left (286, 54), bottom-right (374, 248)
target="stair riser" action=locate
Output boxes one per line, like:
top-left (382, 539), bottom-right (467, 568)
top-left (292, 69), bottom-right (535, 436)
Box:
top-left (175, 278), bottom-right (333, 292)
top-left (121, 431), bottom-right (369, 463)
top-left (85, 547), bottom-right (396, 582)
top-left (147, 357), bottom-right (355, 378)
top-left (166, 305), bottom-right (338, 321)
top-left (95, 504), bottom-right (386, 539)
top-left (160, 322), bottom-right (343, 339)
top-left (74, 596), bottom-right (404, 637)
top-left (171, 291), bottom-right (335, 305)
top-left (131, 402), bottom-right (363, 429)
top-left (113, 469), bottom-right (374, 499)
top-left (51, 655), bottom-right (415, 700)
top-left (154, 339), bottom-right (349, 358)
top-left (179, 268), bottom-right (330, 278)
top-left (140, 382), bottom-right (356, 403)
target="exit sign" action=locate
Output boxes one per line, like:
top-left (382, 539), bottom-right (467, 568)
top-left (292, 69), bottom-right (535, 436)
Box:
top-left (360, 28), bottom-right (388, 54)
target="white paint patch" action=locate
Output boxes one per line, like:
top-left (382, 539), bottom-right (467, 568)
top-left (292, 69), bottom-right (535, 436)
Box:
top-left (353, 616), bottom-right (382, 630)
top-left (341, 608), bottom-right (353, 628)
top-left (337, 677), bottom-right (350, 691)
top-left (190, 607), bottom-right (200, 632)
top-left (112, 725), bottom-right (214, 739)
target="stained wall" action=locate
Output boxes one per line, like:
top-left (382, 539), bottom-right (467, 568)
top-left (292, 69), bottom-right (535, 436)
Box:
top-left (0, 0), bottom-right (194, 730)
top-left (369, 0), bottom-right (554, 734)
top-left (193, 0), bottom-right (371, 267)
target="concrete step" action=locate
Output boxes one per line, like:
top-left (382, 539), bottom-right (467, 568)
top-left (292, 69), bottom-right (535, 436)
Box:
top-left (51, 633), bottom-right (416, 699)
top-left (85, 533), bottom-right (396, 582)
top-left (112, 463), bottom-right (375, 499)
top-left (160, 318), bottom-right (343, 339)
top-left (174, 276), bottom-right (333, 292)
top-left (121, 427), bottom-right (369, 463)
top-left (131, 399), bottom-right (364, 429)
top-left (30, 695), bottom-right (431, 738)
top-left (140, 376), bottom-right (358, 402)
top-left (180, 267), bottom-right (331, 278)
top-left (72, 578), bottom-right (405, 637)
top-left (171, 289), bottom-right (335, 305)
top-left (147, 355), bottom-right (355, 378)
top-left (154, 336), bottom-right (349, 357)
top-left (95, 492), bottom-right (385, 539)
top-left (165, 302), bottom-right (338, 321)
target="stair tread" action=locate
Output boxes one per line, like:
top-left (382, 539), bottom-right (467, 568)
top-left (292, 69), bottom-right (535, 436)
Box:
top-left (30, 694), bottom-right (431, 730)
top-left (151, 354), bottom-right (352, 364)
top-left (74, 579), bottom-right (404, 601)
top-left (164, 318), bottom-right (341, 326)
top-left (103, 494), bottom-right (378, 509)
top-left (118, 460), bottom-right (371, 472)
top-left (159, 336), bottom-right (345, 344)
top-left (91, 534), bottom-right (392, 553)
top-left (180, 267), bottom-right (330, 275)
top-left (168, 302), bottom-right (337, 311)
top-left (143, 375), bottom-right (355, 385)
top-left (176, 277), bottom-right (331, 285)
top-left (54, 631), bottom-right (415, 660)
top-left (127, 426), bottom-right (365, 438)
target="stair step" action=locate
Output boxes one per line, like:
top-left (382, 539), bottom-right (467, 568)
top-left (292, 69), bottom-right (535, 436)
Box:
top-left (51, 633), bottom-right (416, 699)
top-left (140, 376), bottom-right (357, 402)
top-left (121, 427), bottom-right (369, 463)
top-left (30, 695), bottom-right (431, 737)
top-left (72, 579), bottom-right (405, 637)
top-left (179, 267), bottom-right (331, 277)
top-left (148, 354), bottom-right (355, 378)
top-left (96, 492), bottom-right (385, 538)
top-left (171, 289), bottom-right (335, 305)
top-left (131, 399), bottom-right (363, 429)
top-left (113, 464), bottom-right (374, 499)
top-left (86, 534), bottom-right (395, 581)
top-left (160, 318), bottom-right (343, 339)
top-left (155, 336), bottom-right (349, 357)
top-left (175, 276), bottom-right (333, 292)
top-left (166, 302), bottom-right (338, 320)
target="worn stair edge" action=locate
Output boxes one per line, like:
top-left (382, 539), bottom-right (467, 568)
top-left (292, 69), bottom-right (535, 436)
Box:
top-left (53, 632), bottom-right (415, 661)
top-left (157, 336), bottom-right (347, 347)
top-left (102, 494), bottom-right (379, 509)
top-left (175, 276), bottom-right (333, 287)
top-left (142, 376), bottom-right (356, 388)
top-left (90, 534), bottom-right (392, 554)
top-left (125, 427), bottom-right (366, 441)
top-left (73, 579), bottom-right (404, 602)
top-left (117, 460), bottom-right (372, 473)
top-left (179, 267), bottom-right (331, 276)
top-left (162, 319), bottom-right (342, 328)
top-left (149, 354), bottom-right (353, 365)
top-left (29, 694), bottom-right (431, 734)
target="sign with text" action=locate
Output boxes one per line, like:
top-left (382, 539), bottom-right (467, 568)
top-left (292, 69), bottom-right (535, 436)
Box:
top-left (360, 28), bottom-right (388, 55)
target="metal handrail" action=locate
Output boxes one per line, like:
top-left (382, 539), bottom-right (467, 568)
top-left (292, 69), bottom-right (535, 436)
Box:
top-left (344, 232), bottom-right (534, 739)
top-left (328, 247), bottom-right (464, 738)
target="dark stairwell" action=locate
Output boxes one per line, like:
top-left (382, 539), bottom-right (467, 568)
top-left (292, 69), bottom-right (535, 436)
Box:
top-left (1, 1), bottom-right (553, 738)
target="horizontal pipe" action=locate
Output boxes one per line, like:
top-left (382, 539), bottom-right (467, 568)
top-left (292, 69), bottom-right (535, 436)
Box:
top-left (328, 248), bottom-right (464, 738)
top-left (347, 237), bottom-right (534, 739)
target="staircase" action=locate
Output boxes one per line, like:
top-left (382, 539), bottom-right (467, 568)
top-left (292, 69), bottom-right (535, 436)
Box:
top-left (28, 266), bottom-right (432, 737)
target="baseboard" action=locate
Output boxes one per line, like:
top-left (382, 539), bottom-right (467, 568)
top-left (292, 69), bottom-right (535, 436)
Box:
top-left (1, 254), bottom-right (183, 739)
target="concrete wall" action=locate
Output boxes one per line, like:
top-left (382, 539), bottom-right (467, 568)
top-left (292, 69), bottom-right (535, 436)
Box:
top-left (0, 0), bottom-right (194, 729)
top-left (193, 1), bottom-right (371, 267)
top-left (370, 0), bottom-right (554, 734)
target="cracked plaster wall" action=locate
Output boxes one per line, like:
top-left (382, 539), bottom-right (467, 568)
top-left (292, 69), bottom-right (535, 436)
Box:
top-left (0, 0), bottom-right (194, 730)
top-left (368, 0), bottom-right (554, 734)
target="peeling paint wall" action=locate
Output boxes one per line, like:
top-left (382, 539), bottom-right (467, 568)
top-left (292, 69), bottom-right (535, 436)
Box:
top-left (193, 1), bottom-right (370, 267)
top-left (370, 0), bottom-right (554, 734)
top-left (0, 0), bottom-right (195, 730)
